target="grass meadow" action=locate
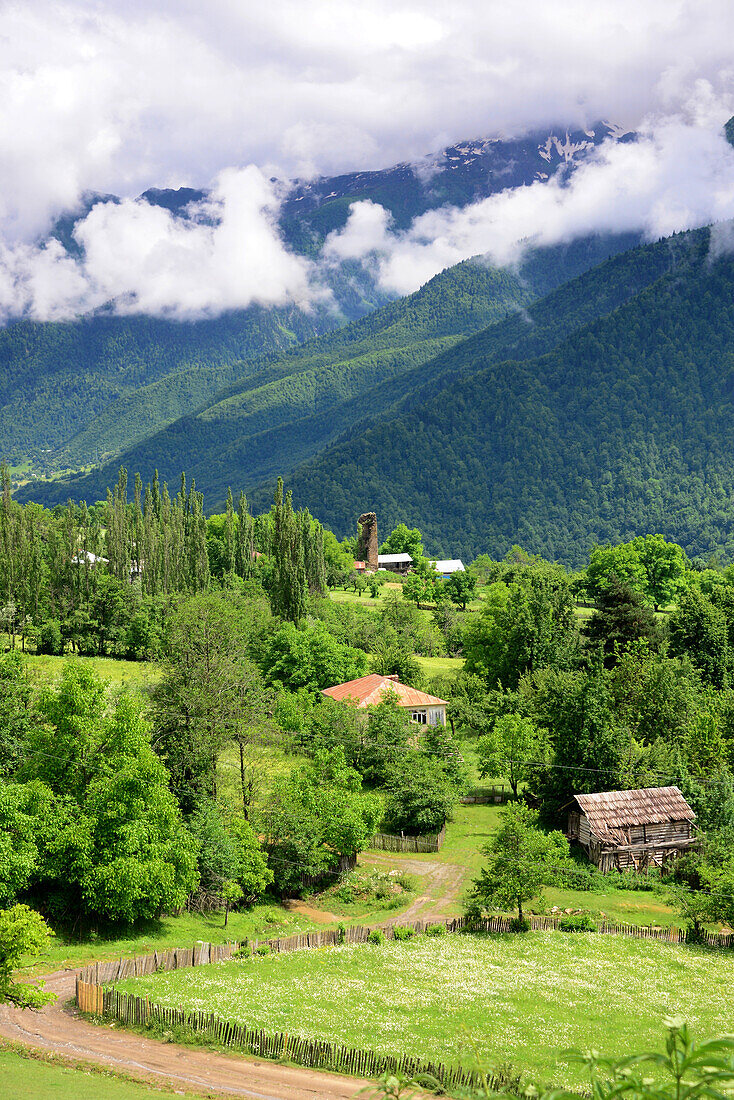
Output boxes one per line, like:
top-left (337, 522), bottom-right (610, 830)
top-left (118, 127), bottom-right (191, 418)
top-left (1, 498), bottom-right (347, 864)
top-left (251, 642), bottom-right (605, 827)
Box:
top-left (22, 905), bottom-right (313, 976)
top-left (117, 931), bottom-right (734, 1088)
top-left (0, 1045), bottom-right (196, 1099)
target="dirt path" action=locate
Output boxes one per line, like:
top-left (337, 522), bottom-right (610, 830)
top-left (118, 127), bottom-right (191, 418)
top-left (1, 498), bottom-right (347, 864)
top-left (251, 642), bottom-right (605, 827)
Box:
top-left (359, 855), bottom-right (466, 923)
top-left (0, 864), bottom-right (464, 1096)
top-left (283, 900), bottom-right (340, 924)
top-left (0, 969), bottom-right (371, 1100)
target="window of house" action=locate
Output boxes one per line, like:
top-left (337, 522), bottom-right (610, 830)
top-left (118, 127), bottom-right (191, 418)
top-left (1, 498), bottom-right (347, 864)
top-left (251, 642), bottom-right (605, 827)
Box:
top-left (410, 710), bottom-right (427, 724)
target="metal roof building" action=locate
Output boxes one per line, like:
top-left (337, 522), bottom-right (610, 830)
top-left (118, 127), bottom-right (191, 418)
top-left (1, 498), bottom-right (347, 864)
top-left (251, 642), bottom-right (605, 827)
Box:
top-left (322, 674), bottom-right (447, 726)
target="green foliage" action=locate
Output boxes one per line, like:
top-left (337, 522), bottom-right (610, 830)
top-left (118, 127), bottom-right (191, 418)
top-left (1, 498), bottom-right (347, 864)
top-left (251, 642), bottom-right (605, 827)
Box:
top-left (153, 590), bottom-right (273, 814)
top-left (522, 666), bottom-right (626, 824)
top-left (188, 803), bottom-right (272, 910)
top-left (0, 904), bottom-right (54, 1008)
top-left (469, 802), bottom-right (571, 922)
top-left (263, 747), bottom-right (381, 895)
top-left (477, 714), bottom-right (542, 797)
top-left (633, 534), bottom-right (689, 609)
top-left (585, 578), bottom-right (661, 664)
top-left (586, 544), bottom-right (648, 600)
top-left (25, 258), bottom-right (541, 513)
top-left (669, 588), bottom-right (730, 687)
top-left (443, 570), bottom-right (476, 609)
top-left (367, 928), bottom-right (385, 944)
top-left (13, 662), bottom-right (199, 923)
top-left (383, 755), bottom-right (458, 835)
top-left (558, 913), bottom-right (596, 932)
top-left (425, 922), bottom-right (447, 935)
top-left (391, 925), bottom-right (415, 941)
top-left (381, 525), bottom-right (425, 562)
top-left (550, 1020), bottom-right (734, 1100)
top-left (463, 565), bottom-right (575, 689)
top-left (0, 651), bottom-right (33, 776)
top-left (402, 570), bottom-right (439, 607)
top-left (282, 229), bottom-right (734, 564)
top-left (261, 620), bottom-right (368, 693)
top-left (358, 696), bottom-right (413, 785)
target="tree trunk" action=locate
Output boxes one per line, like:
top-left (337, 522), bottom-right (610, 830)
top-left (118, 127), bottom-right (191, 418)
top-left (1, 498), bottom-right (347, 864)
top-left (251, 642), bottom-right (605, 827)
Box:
top-left (239, 741), bottom-right (249, 820)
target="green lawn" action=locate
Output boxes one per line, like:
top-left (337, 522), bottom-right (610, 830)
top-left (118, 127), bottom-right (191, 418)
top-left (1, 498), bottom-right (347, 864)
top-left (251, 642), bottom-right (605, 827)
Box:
top-left (117, 931), bottom-right (734, 1088)
top-left (22, 653), bottom-right (160, 689)
top-left (23, 905), bottom-right (312, 976)
top-left (416, 655), bottom-right (465, 678)
top-left (0, 1046), bottom-right (200, 1099)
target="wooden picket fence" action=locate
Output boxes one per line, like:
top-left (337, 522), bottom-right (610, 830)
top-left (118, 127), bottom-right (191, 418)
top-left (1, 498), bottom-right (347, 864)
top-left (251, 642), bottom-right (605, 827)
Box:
top-left (368, 823), bottom-right (446, 852)
top-left (77, 980), bottom-right (486, 1092)
top-left (460, 785), bottom-right (512, 805)
top-left (75, 914), bottom-right (734, 1087)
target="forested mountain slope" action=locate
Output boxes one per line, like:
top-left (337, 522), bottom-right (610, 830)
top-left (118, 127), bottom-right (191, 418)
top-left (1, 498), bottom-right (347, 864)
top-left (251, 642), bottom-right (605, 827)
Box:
top-left (0, 304), bottom-right (336, 464)
top-left (19, 233), bottom-right (639, 509)
top-left (1, 124), bottom-right (635, 470)
top-left (273, 227), bottom-right (734, 564)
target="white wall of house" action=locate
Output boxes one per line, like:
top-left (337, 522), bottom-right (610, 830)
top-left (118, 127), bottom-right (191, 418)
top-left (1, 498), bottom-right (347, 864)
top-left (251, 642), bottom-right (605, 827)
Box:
top-left (408, 705), bottom-right (446, 726)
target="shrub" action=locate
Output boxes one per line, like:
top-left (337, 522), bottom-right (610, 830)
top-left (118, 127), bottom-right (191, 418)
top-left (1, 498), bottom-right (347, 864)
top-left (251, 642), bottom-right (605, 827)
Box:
top-left (509, 916), bottom-right (530, 933)
top-left (392, 925), bottom-right (415, 941)
top-left (368, 929), bottom-right (385, 945)
top-left (426, 923), bottom-right (447, 936)
top-left (256, 944), bottom-right (270, 956)
top-left (37, 620), bottom-right (63, 656)
top-left (559, 913), bottom-right (596, 932)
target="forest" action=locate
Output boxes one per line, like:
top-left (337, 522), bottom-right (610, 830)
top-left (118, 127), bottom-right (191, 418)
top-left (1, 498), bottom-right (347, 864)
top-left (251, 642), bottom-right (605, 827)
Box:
top-left (15, 232), bottom-right (639, 514)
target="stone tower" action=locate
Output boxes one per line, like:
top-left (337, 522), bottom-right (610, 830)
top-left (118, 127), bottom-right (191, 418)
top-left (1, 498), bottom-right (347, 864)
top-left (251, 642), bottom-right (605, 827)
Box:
top-left (357, 512), bottom-right (378, 571)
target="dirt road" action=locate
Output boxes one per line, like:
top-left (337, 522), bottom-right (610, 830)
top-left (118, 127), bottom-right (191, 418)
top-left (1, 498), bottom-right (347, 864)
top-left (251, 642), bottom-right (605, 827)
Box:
top-left (359, 855), bottom-right (465, 923)
top-left (0, 864), bottom-right (465, 1097)
top-left (0, 969), bottom-right (370, 1100)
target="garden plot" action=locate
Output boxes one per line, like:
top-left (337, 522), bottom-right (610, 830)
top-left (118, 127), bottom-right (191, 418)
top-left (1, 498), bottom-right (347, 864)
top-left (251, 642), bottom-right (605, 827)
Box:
top-left (116, 931), bottom-right (734, 1087)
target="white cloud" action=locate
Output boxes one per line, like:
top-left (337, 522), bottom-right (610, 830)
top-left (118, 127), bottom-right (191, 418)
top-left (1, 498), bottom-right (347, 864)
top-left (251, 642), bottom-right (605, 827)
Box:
top-left (0, 1), bottom-right (733, 318)
top-left (323, 97), bottom-right (734, 296)
top-left (1, 0), bottom-right (734, 242)
top-left (0, 167), bottom-right (318, 321)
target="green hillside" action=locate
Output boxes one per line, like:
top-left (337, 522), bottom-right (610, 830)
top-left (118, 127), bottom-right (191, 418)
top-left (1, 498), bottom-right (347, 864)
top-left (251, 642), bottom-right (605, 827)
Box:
top-left (18, 233), bottom-right (638, 509)
top-left (275, 227), bottom-right (734, 563)
top-left (0, 305), bottom-right (335, 465)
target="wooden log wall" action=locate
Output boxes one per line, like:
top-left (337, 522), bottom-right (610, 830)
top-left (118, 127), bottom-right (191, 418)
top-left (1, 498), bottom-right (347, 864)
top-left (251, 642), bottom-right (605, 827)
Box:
top-left (75, 915), bottom-right (734, 1086)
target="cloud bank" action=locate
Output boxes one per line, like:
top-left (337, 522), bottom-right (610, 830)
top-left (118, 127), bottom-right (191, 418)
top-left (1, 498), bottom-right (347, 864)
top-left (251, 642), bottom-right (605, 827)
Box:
top-left (0, 1), bottom-right (733, 318)
top-left (0, 168), bottom-right (317, 321)
top-left (325, 95), bottom-right (734, 295)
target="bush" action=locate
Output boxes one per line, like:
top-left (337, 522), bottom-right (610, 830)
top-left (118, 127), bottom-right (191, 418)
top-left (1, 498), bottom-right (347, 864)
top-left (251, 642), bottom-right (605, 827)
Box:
top-left (392, 925), bottom-right (415, 941)
top-left (368, 929), bottom-right (385, 945)
top-left (509, 916), bottom-right (530, 932)
top-left (426, 923), bottom-right (447, 936)
top-left (559, 913), bottom-right (596, 932)
top-left (256, 944), bottom-right (270, 956)
top-left (37, 620), bottom-right (63, 656)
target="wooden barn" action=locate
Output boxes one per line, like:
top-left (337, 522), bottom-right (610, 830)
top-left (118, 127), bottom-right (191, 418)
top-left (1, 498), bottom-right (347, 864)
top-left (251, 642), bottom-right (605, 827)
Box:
top-left (566, 786), bottom-right (697, 873)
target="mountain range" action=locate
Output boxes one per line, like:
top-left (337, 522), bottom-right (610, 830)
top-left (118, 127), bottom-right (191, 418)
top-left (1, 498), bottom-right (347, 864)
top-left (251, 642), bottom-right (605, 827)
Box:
top-left (1, 122), bottom-right (630, 473)
top-left (12, 121), bottom-right (734, 565)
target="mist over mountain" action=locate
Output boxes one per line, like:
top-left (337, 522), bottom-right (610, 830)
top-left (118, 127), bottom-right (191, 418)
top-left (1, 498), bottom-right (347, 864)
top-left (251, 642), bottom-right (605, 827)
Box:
top-left (0, 124), bottom-right (636, 469)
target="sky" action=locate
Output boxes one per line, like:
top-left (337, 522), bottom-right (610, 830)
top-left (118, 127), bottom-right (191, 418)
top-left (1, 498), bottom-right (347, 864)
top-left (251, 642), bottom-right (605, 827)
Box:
top-left (1, 0), bottom-right (734, 319)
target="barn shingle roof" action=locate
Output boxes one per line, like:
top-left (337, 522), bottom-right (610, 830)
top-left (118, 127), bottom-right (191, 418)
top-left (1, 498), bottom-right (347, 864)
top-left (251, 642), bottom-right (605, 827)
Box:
top-left (321, 674), bottom-right (447, 709)
top-left (573, 786), bottom-right (695, 844)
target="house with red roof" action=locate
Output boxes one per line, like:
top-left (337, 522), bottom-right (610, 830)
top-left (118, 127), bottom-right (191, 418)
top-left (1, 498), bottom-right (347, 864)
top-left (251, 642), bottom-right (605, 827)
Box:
top-left (322, 673), bottom-right (447, 727)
